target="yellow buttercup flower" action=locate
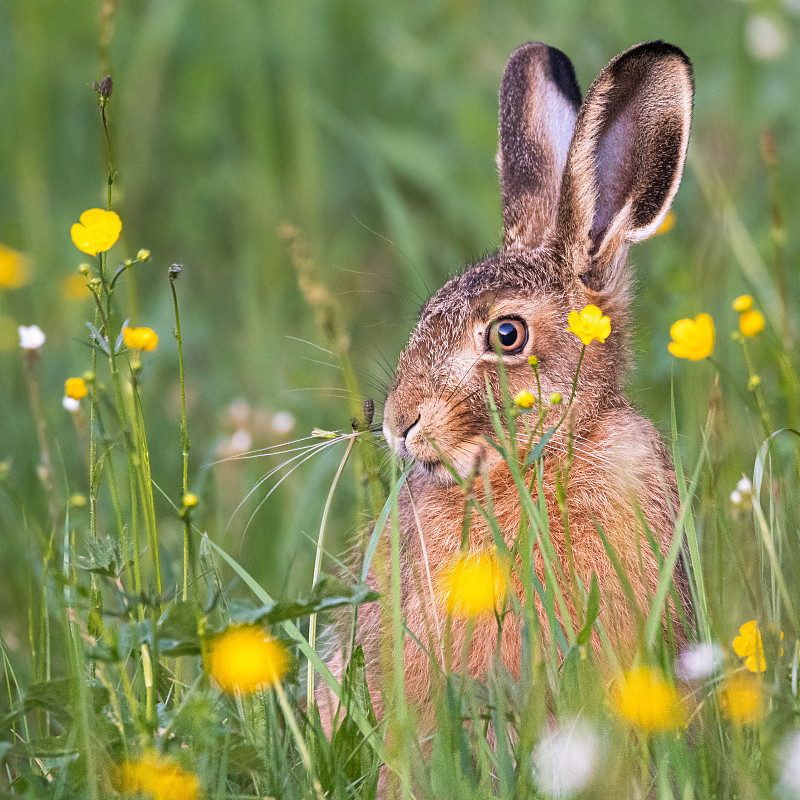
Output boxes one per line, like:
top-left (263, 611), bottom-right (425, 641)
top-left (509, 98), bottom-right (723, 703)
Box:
top-left (64, 377), bottom-right (88, 401)
top-left (739, 309), bottom-right (765, 337)
top-left (435, 549), bottom-right (507, 618)
top-left (655, 210), bottom-right (676, 235)
top-left (514, 389), bottom-right (535, 409)
top-left (720, 674), bottom-right (765, 724)
top-left (732, 295), bottom-right (753, 312)
top-left (122, 325), bottom-right (159, 352)
top-left (115, 752), bottom-right (199, 800)
top-left (0, 245), bottom-right (29, 290)
top-left (70, 208), bottom-right (122, 256)
top-left (668, 313), bottom-right (715, 360)
top-left (732, 619), bottom-right (783, 673)
top-left (612, 667), bottom-right (683, 732)
top-left (207, 625), bottom-right (290, 693)
top-left (566, 304), bottom-right (611, 346)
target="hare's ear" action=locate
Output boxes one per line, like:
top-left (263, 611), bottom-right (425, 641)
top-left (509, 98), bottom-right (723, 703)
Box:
top-left (557, 42), bottom-right (694, 288)
top-left (499, 43), bottom-right (582, 251)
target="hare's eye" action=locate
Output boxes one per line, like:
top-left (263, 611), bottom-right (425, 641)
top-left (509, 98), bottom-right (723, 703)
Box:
top-left (487, 318), bottom-right (528, 354)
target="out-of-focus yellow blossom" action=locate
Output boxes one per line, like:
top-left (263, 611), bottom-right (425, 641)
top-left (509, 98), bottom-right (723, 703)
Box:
top-left (567, 304), bottom-right (611, 346)
top-left (733, 295), bottom-right (753, 312)
top-left (612, 667), bottom-right (683, 732)
top-left (64, 377), bottom-right (88, 400)
top-left (732, 620), bottom-right (782, 673)
top-left (122, 326), bottom-right (159, 352)
top-left (207, 625), bottom-right (290, 693)
top-left (114, 751), bottom-right (199, 800)
top-left (739, 309), bottom-right (765, 337)
top-left (182, 492), bottom-right (199, 509)
top-left (0, 245), bottom-right (29, 290)
top-left (436, 549), bottom-right (507, 618)
top-left (70, 208), bottom-right (122, 256)
top-left (668, 313), bottom-right (715, 360)
top-left (61, 274), bottom-right (90, 300)
top-left (720, 674), bottom-right (765, 724)
top-left (514, 389), bottom-right (535, 409)
top-left (655, 210), bottom-right (676, 235)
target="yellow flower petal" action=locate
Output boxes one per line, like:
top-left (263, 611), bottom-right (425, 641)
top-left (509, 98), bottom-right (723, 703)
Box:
top-left (70, 208), bottom-right (122, 256)
top-left (613, 667), bottom-right (683, 732)
top-left (739, 309), bottom-right (765, 337)
top-left (114, 752), bottom-right (200, 800)
top-left (436, 550), bottom-right (507, 618)
top-left (732, 620), bottom-right (779, 673)
top-left (566, 304), bottom-right (611, 346)
top-left (668, 313), bottom-right (715, 360)
top-left (514, 389), bottom-right (535, 409)
top-left (721, 674), bottom-right (765, 724)
top-left (64, 377), bottom-right (88, 400)
top-left (732, 294), bottom-right (753, 312)
top-left (0, 245), bottom-right (29, 290)
top-left (122, 325), bottom-right (159, 352)
top-left (207, 625), bottom-right (290, 693)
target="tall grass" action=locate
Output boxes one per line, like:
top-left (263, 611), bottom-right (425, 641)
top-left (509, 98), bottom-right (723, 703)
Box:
top-left (2, 2), bottom-right (800, 798)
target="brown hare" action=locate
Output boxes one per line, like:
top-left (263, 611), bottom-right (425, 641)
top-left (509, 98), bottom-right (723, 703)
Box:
top-left (332, 41), bottom-right (694, 727)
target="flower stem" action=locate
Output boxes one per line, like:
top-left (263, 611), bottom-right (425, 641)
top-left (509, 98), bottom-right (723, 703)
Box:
top-left (307, 434), bottom-right (354, 709)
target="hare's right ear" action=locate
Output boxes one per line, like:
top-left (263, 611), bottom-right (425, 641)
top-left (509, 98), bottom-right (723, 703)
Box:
top-left (556, 42), bottom-right (694, 290)
top-left (499, 43), bottom-right (582, 251)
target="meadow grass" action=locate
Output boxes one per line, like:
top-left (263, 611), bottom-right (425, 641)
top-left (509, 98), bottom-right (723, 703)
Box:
top-left (2, 2), bottom-right (800, 798)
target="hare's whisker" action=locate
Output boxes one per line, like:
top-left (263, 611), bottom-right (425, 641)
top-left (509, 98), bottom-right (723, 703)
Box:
top-left (350, 213), bottom-right (431, 300)
top-left (285, 335), bottom-right (336, 357)
top-left (225, 438), bottom-right (343, 530)
top-left (206, 434), bottom-right (344, 466)
top-left (239, 439), bottom-right (344, 543)
top-left (443, 354), bottom-right (483, 404)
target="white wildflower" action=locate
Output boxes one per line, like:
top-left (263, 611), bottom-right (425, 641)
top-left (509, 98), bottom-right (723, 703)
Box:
top-left (18, 325), bottom-right (45, 350)
top-left (675, 642), bottom-right (724, 681)
top-left (777, 730), bottom-right (800, 797)
top-left (62, 396), bottom-right (80, 413)
top-left (271, 410), bottom-right (296, 436)
top-left (746, 15), bottom-right (789, 60)
top-left (737, 475), bottom-right (752, 495)
top-left (534, 719), bottom-right (599, 797)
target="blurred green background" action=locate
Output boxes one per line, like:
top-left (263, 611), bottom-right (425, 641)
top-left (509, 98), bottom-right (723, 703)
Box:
top-left (1, 0), bottom-right (798, 668)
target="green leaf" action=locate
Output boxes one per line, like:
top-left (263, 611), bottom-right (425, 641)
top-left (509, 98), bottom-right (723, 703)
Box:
top-left (524, 425), bottom-right (557, 467)
top-left (23, 678), bottom-right (108, 718)
top-left (332, 646), bottom-right (380, 799)
top-left (85, 321), bottom-right (110, 356)
top-left (251, 574), bottom-right (378, 627)
top-left (74, 535), bottom-right (132, 578)
top-left (576, 573), bottom-right (600, 646)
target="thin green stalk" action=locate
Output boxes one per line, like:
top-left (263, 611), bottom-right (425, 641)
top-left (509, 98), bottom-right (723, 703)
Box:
top-left (130, 372), bottom-right (163, 602)
top-left (169, 268), bottom-right (192, 603)
top-left (272, 680), bottom-right (325, 800)
top-left (307, 434), bottom-right (354, 709)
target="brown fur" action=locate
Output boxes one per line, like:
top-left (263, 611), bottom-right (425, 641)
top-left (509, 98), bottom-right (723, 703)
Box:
top-left (324, 41), bottom-right (694, 729)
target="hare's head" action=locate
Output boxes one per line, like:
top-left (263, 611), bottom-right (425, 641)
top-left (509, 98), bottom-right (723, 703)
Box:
top-left (383, 42), bottom-right (694, 482)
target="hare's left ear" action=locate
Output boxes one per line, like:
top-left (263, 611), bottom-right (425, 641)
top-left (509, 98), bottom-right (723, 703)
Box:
top-left (498, 43), bottom-right (582, 251)
top-left (557, 41), bottom-right (694, 288)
